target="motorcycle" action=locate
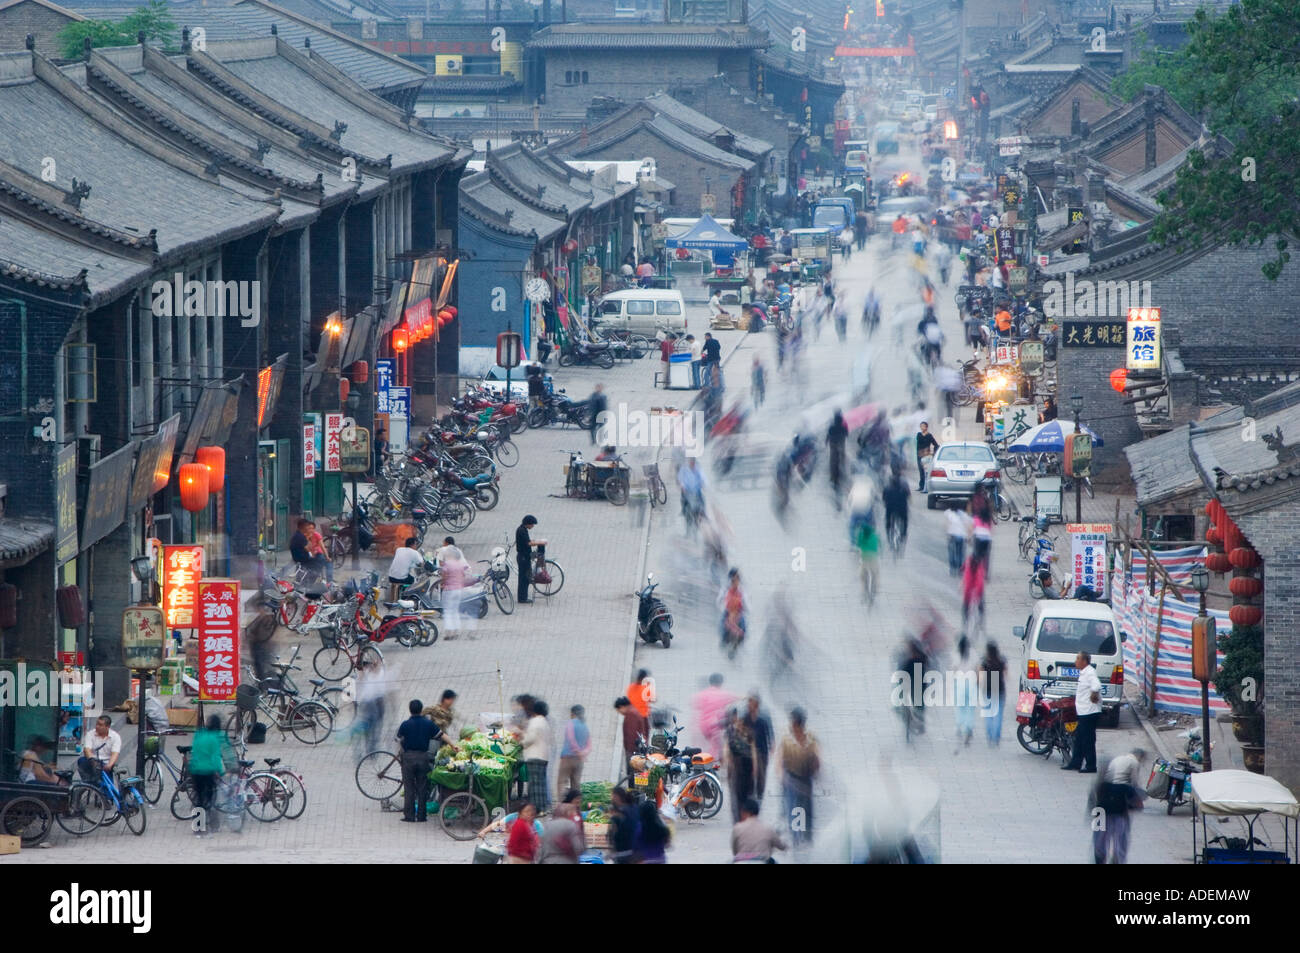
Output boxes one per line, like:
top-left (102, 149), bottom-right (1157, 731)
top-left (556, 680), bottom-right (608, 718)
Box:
top-left (1015, 673), bottom-right (1077, 764)
top-left (634, 573), bottom-right (673, 648)
top-left (527, 391), bottom-right (591, 430)
top-left (1147, 727), bottom-right (1209, 814)
top-left (558, 337), bottom-right (615, 369)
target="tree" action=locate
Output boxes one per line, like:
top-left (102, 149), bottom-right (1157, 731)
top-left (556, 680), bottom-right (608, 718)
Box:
top-left (57, 1), bottom-right (177, 60)
top-left (1114, 0), bottom-right (1300, 279)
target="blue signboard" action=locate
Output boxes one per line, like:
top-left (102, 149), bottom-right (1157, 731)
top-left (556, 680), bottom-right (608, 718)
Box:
top-left (376, 359), bottom-right (395, 413)
top-left (387, 386), bottom-right (410, 419)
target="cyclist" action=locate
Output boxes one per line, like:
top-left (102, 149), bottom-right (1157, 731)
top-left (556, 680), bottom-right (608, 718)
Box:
top-left (677, 457), bottom-right (706, 536)
top-left (848, 475), bottom-right (880, 602)
top-left (882, 468), bottom-right (911, 554)
top-left (78, 714), bottom-right (121, 783)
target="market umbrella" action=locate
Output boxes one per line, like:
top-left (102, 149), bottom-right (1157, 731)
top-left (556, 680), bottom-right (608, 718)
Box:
top-left (842, 402), bottom-right (885, 431)
top-left (1007, 419), bottom-right (1104, 452)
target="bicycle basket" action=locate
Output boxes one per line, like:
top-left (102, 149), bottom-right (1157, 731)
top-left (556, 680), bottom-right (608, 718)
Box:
top-left (143, 735), bottom-right (161, 757)
top-left (236, 683), bottom-right (260, 712)
top-left (318, 627), bottom-right (340, 651)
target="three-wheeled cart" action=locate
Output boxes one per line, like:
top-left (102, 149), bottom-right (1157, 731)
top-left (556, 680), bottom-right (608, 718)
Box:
top-left (1191, 769), bottom-right (1298, 864)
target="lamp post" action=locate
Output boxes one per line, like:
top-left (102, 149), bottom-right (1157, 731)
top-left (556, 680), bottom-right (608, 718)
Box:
top-left (1190, 564), bottom-right (1214, 772)
top-left (1070, 394), bottom-right (1083, 523)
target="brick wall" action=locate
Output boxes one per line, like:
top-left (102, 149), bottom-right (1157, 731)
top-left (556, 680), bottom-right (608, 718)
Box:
top-left (542, 50), bottom-right (723, 111)
top-left (1055, 335), bottom-right (1142, 481)
top-left (0, 1), bottom-right (78, 54)
top-left (574, 126), bottom-right (744, 216)
top-left (1226, 501), bottom-right (1300, 796)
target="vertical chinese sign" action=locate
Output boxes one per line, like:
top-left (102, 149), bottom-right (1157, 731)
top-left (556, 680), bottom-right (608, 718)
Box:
top-left (1067, 523), bottom-right (1111, 599)
top-left (303, 421), bottom-right (317, 478)
top-left (1126, 307), bottom-right (1161, 371)
top-left (196, 578), bottom-right (240, 701)
top-left (161, 545), bottom-right (204, 629)
top-left (324, 412), bottom-right (342, 472)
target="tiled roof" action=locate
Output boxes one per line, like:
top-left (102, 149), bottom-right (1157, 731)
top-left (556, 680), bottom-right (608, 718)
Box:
top-left (0, 518), bottom-right (53, 569)
top-left (488, 142), bottom-right (591, 215)
top-left (527, 24), bottom-right (769, 50)
top-left (423, 74), bottom-right (522, 96)
top-left (754, 51), bottom-right (843, 92)
top-left (0, 213), bottom-right (148, 303)
top-left (460, 170), bottom-right (565, 242)
top-left (644, 93), bottom-right (772, 159)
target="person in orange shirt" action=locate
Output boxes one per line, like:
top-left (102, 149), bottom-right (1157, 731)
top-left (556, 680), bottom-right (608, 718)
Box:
top-left (626, 668), bottom-right (654, 720)
top-left (995, 308), bottom-right (1013, 337)
top-left (891, 214), bottom-right (907, 249)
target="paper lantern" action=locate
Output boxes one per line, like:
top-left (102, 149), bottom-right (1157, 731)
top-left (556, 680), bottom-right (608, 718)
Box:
top-left (194, 446), bottom-right (225, 494)
top-left (1205, 527), bottom-right (1222, 548)
top-left (179, 462), bottom-right (211, 511)
top-left (1109, 368), bottom-right (1128, 393)
top-left (1229, 576), bottom-right (1263, 598)
top-left (349, 360), bottom-right (369, 384)
top-left (392, 327), bottom-right (409, 351)
top-left (445, 306), bottom-right (457, 318)
top-left (562, 238), bottom-right (579, 255)
top-left (56, 585), bottom-right (85, 628)
top-left (1222, 524), bottom-right (1244, 553)
top-left (1228, 546), bottom-right (1261, 570)
top-left (1229, 604), bottom-right (1263, 627)
top-left (1206, 499), bottom-right (1225, 524)
top-left (1206, 552), bottom-right (1232, 574)
top-left (339, 378), bottom-right (350, 403)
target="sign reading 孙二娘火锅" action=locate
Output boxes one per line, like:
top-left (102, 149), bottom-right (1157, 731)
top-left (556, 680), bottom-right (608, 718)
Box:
top-left (196, 578), bottom-right (240, 701)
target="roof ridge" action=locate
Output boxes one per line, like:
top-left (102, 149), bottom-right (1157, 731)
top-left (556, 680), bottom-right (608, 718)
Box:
top-left (0, 258), bottom-right (89, 292)
top-left (0, 157), bottom-right (159, 252)
top-left (486, 162), bottom-right (569, 215)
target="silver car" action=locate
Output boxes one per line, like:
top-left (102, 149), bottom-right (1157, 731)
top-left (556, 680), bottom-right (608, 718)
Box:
top-left (925, 442), bottom-right (998, 509)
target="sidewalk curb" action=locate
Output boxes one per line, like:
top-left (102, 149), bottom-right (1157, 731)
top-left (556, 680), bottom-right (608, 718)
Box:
top-left (1127, 691), bottom-right (1177, 763)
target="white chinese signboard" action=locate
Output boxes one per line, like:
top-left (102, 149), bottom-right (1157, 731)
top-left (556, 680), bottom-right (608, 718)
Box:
top-left (1126, 307), bottom-right (1161, 371)
top-left (1067, 523), bottom-right (1111, 599)
top-left (303, 421), bottom-right (317, 478)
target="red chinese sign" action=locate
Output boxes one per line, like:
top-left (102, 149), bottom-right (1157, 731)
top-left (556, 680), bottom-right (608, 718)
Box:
top-left (324, 412), bottom-right (343, 472)
top-left (196, 578), bottom-right (240, 701)
top-left (161, 544), bottom-right (204, 629)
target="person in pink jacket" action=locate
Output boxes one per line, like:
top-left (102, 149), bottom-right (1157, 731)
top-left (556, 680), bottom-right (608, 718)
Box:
top-left (692, 673), bottom-right (738, 757)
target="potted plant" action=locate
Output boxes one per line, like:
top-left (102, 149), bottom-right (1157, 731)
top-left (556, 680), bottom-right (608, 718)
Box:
top-left (1214, 624), bottom-right (1265, 765)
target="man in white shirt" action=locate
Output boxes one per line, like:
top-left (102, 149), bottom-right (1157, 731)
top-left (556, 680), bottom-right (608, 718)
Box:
top-left (1093, 747), bottom-right (1146, 864)
top-left (387, 536), bottom-right (424, 599)
top-left (945, 506), bottom-right (970, 577)
top-left (79, 715), bottom-right (121, 782)
top-left (708, 291), bottom-right (730, 325)
top-left (1063, 651), bottom-right (1103, 773)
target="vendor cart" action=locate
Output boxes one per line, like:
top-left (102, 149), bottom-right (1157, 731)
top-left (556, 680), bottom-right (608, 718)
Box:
top-left (1191, 769), bottom-right (1298, 864)
top-left (564, 450), bottom-right (632, 504)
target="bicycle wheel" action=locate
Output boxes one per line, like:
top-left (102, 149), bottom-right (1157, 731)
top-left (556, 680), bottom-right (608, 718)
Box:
top-left (472, 484), bottom-right (499, 511)
top-left (437, 499), bottom-right (475, 533)
top-left (273, 769), bottom-right (307, 820)
top-left (440, 791), bottom-right (488, 841)
top-left (142, 757), bottom-right (164, 804)
top-left (355, 750), bottom-right (403, 801)
top-left (507, 412), bottom-right (527, 435)
top-left (417, 617), bottom-right (439, 645)
top-left (532, 559), bottom-right (565, 597)
top-left (604, 474), bottom-right (629, 505)
top-left (996, 494), bottom-right (1011, 521)
top-left (2, 796), bottom-right (54, 846)
top-left (1005, 456), bottom-right (1031, 485)
top-left (527, 406), bottom-right (549, 429)
top-left (494, 439), bottom-right (519, 468)
top-left (313, 644), bottom-right (354, 681)
top-left (169, 781), bottom-right (198, 821)
top-left (57, 783), bottom-right (107, 834)
top-left (653, 479), bottom-right (668, 506)
top-left (225, 709), bottom-right (254, 745)
top-left (492, 578), bottom-right (515, 615)
top-left (393, 619), bottom-right (422, 648)
top-left (630, 335), bottom-right (651, 358)
top-left (122, 787), bottom-right (147, 835)
top-left (358, 643), bottom-right (384, 671)
top-left (694, 772), bottom-right (725, 819)
top-left (596, 349), bottom-right (615, 370)
top-left (244, 773), bottom-right (290, 822)
top-left (317, 687), bottom-right (358, 732)
top-left (289, 700), bottom-right (333, 745)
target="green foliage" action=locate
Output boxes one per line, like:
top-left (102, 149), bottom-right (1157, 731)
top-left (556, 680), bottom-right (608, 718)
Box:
top-left (1112, 0), bottom-right (1300, 279)
top-left (1213, 624), bottom-right (1264, 715)
top-left (56, 1), bottom-right (176, 60)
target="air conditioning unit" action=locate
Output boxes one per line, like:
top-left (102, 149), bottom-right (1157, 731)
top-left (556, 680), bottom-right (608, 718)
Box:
top-left (444, 57), bottom-right (462, 74)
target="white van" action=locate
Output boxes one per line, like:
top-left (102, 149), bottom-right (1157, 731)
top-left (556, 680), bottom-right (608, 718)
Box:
top-left (1015, 600), bottom-right (1125, 726)
top-left (594, 289), bottom-right (688, 337)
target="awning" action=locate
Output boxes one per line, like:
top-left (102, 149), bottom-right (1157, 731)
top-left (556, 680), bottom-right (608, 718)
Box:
top-left (1191, 770), bottom-right (1300, 818)
top-left (665, 214), bottom-right (749, 252)
top-left (0, 518), bottom-right (53, 569)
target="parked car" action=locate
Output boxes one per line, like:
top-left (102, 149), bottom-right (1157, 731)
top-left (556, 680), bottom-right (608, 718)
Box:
top-left (1015, 600), bottom-right (1125, 726)
top-left (925, 441), bottom-right (998, 509)
top-left (593, 288), bottom-right (688, 338)
top-left (478, 365), bottom-right (549, 401)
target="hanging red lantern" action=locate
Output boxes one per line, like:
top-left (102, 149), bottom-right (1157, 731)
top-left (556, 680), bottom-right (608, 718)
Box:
top-left (194, 446), bottom-right (226, 494)
top-left (1206, 552), bottom-right (1232, 574)
top-left (1229, 576), bottom-right (1263, 598)
top-left (56, 585), bottom-right (85, 628)
top-left (0, 583), bottom-right (16, 629)
top-left (1109, 368), bottom-right (1128, 393)
top-left (1206, 498), bottom-right (1225, 524)
top-left (393, 327), bottom-right (410, 352)
top-left (339, 378), bottom-right (350, 403)
top-left (1205, 527), bottom-right (1222, 548)
top-left (1222, 524), bottom-right (1244, 553)
top-left (445, 306), bottom-right (457, 318)
top-left (1228, 546), bottom-right (1261, 570)
top-left (349, 360), bottom-right (369, 384)
top-left (1229, 604), bottom-right (1263, 627)
top-left (562, 239), bottom-right (579, 255)
top-left (179, 462), bottom-right (211, 511)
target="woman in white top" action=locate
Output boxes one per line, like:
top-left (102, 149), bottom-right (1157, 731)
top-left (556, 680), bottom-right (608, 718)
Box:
top-left (521, 700), bottom-right (552, 814)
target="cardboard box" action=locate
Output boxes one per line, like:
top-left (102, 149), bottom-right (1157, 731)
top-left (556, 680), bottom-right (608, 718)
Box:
top-left (167, 707), bottom-right (199, 727)
top-left (0, 834), bottom-right (20, 855)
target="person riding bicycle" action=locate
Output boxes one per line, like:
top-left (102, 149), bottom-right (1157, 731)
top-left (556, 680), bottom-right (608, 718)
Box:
top-left (677, 457), bottom-right (706, 531)
top-left (78, 714), bottom-right (121, 783)
top-left (882, 469), bottom-right (911, 549)
top-left (719, 568), bottom-right (747, 654)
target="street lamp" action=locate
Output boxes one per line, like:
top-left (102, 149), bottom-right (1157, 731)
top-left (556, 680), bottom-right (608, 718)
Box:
top-left (1070, 394), bottom-right (1083, 523)
top-left (1190, 563), bottom-right (1214, 772)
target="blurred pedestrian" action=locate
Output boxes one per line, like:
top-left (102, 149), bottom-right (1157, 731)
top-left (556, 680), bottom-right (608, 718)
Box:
top-left (751, 356), bottom-right (767, 407)
top-left (355, 658), bottom-right (388, 754)
top-left (743, 693), bottom-right (775, 801)
top-left (588, 383), bottom-right (607, 444)
top-left (243, 593), bottom-right (278, 684)
top-left (778, 707), bottom-right (820, 847)
top-left (719, 568), bottom-right (747, 656)
top-left (609, 786), bottom-right (639, 864)
top-left (659, 334), bottom-right (676, 389)
top-left (522, 700), bottom-right (551, 814)
top-left (190, 715), bottom-right (226, 836)
top-left (946, 505), bottom-right (970, 577)
top-left (692, 673), bottom-right (738, 757)
top-left (1090, 747), bottom-right (1146, 864)
top-left (626, 669), bottom-right (654, 720)
top-left (980, 641), bottom-right (1008, 745)
top-left (505, 803), bottom-right (539, 863)
top-left (556, 705), bottom-right (590, 801)
top-left (424, 689), bottom-right (457, 734)
top-left (635, 801), bottom-right (671, 864)
top-left (436, 539), bottom-right (472, 639)
top-left (724, 707), bottom-right (757, 822)
top-left (537, 802), bottom-right (584, 864)
top-left (827, 410), bottom-right (849, 497)
top-left (732, 797), bottom-right (787, 863)
top-left (954, 636), bottom-right (977, 747)
top-left (961, 551), bottom-right (987, 636)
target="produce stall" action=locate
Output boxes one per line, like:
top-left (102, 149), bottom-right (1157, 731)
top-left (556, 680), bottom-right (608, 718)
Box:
top-left (431, 730), bottom-right (521, 813)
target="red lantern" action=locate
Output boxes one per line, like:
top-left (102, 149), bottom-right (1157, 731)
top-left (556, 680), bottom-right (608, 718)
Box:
top-left (1228, 546), bottom-right (1261, 570)
top-left (393, 327), bottom-right (410, 352)
top-left (339, 378), bottom-right (350, 403)
top-left (179, 462), bottom-right (211, 511)
top-left (562, 239), bottom-right (579, 255)
top-left (1222, 524), bottom-right (1244, 553)
top-left (1109, 368), bottom-right (1128, 393)
top-left (1229, 576), bottom-right (1263, 598)
top-left (1229, 604), bottom-right (1263, 627)
top-left (56, 585), bottom-right (85, 628)
top-left (349, 360), bottom-right (369, 384)
top-left (194, 446), bottom-right (225, 494)
top-left (1205, 527), bottom-right (1222, 548)
top-left (445, 306), bottom-right (457, 318)
top-left (1206, 552), bottom-right (1232, 574)
top-left (1206, 499), bottom-right (1225, 524)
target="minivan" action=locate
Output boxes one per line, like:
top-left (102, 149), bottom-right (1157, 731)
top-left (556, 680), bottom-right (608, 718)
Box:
top-left (1015, 600), bottom-right (1125, 726)
top-left (594, 288), bottom-right (688, 337)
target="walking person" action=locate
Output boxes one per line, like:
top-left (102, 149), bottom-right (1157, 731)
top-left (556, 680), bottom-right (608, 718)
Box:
top-left (537, 802), bottom-right (584, 864)
top-left (625, 669), bottom-right (654, 720)
top-left (979, 641), bottom-right (1008, 746)
top-left (1063, 651), bottom-right (1103, 773)
top-left (435, 538), bottom-right (472, 639)
top-left (556, 705), bottom-right (590, 801)
top-left (588, 382), bottom-right (607, 444)
top-left (953, 636), bottom-right (977, 748)
top-left (724, 707), bottom-right (757, 823)
top-left (190, 715), bottom-right (226, 836)
top-left (960, 551), bottom-right (988, 637)
top-left (751, 356), bottom-right (766, 407)
top-left (505, 803), bottom-right (540, 863)
top-left (743, 693), bottom-right (775, 802)
top-left (635, 800), bottom-right (672, 864)
top-left (609, 786), bottom-right (640, 864)
top-left (355, 658), bottom-right (388, 754)
top-left (397, 699), bottom-right (450, 823)
top-left (826, 410), bottom-right (849, 498)
top-left (522, 699), bottom-right (552, 815)
top-left (515, 515), bottom-right (539, 605)
top-left (659, 333), bottom-right (676, 389)
top-left (915, 421), bottom-right (938, 492)
top-left (719, 568), bottom-right (746, 656)
top-left (692, 673), bottom-right (738, 758)
top-left (615, 696), bottom-right (649, 781)
top-left (732, 798), bottom-right (788, 863)
top-left (778, 707), bottom-right (820, 847)
top-left (946, 505), bottom-right (970, 577)
top-left (1090, 747), bottom-right (1146, 863)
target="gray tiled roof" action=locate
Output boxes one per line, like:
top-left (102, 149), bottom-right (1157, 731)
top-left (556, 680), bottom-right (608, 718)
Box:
top-left (423, 74), bottom-right (522, 96)
top-left (0, 53), bottom-right (279, 260)
top-left (488, 142), bottom-right (592, 216)
top-left (527, 24), bottom-right (769, 50)
top-left (644, 93), bottom-right (772, 159)
top-left (0, 212), bottom-right (149, 303)
top-left (461, 171), bottom-right (565, 242)
top-left (570, 116), bottom-right (754, 171)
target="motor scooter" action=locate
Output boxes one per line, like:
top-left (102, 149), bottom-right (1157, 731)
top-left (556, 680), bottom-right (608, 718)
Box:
top-left (1015, 671), bottom-right (1077, 764)
top-left (634, 573), bottom-right (673, 648)
top-left (1147, 727), bottom-right (1210, 814)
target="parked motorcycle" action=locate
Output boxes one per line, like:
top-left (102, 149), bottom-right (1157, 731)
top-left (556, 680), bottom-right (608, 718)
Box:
top-left (558, 338), bottom-right (615, 369)
top-left (1015, 673), bottom-right (1077, 764)
top-left (634, 573), bottom-right (673, 648)
top-left (1147, 727), bottom-right (1210, 814)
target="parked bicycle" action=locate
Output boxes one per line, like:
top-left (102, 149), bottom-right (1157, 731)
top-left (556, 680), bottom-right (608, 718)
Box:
top-left (65, 766), bottom-right (148, 835)
top-left (225, 678), bottom-right (334, 745)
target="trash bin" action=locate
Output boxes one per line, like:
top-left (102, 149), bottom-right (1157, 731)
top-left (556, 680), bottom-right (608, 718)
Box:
top-left (668, 352), bottom-right (693, 389)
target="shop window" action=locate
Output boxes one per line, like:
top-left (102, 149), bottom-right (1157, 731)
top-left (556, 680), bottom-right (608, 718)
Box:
top-left (581, 71), bottom-right (589, 84)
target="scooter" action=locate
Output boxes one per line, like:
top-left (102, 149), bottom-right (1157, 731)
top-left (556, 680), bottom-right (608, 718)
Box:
top-left (558, 338), bottom-right (615, 369)
top-left (1147, 727), bottom-right (1210, 814)
top-left (634, 573), bottom-right (673, 648)
top-left (1015, 672), bottom-right (1077, 764)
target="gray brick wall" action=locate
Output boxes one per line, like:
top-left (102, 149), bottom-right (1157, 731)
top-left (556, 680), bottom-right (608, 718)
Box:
top-left (542, 49), bottom-right (727, 111)
top-left (573, 126), bottom-right (745, 216)
top-left (1228, 502), bottom-right (1300, 796)
top-left (1055, 334), bottom-right (1142, 482)
top-left (0, 1), bottom-right (77, 54)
